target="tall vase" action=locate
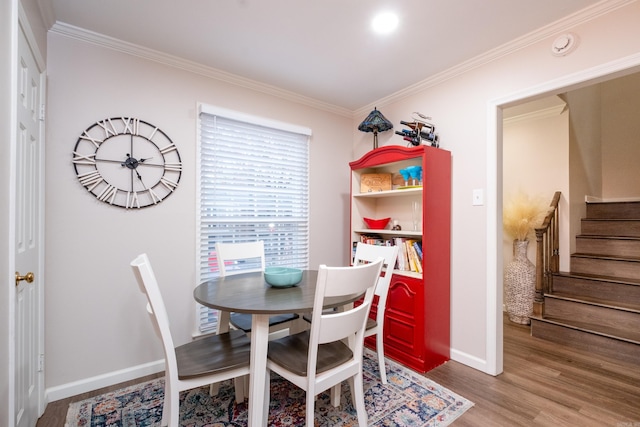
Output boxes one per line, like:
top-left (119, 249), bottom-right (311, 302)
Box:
top-left (505, 239), bottom-right (535, 325)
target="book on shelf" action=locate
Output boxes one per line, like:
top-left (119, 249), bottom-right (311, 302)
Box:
top-left (357, 234), bottom-right (422, 272)
top-left (413, 240), bottom-right (423, 260)
top-left (407, 241), bottom-right (423, 273)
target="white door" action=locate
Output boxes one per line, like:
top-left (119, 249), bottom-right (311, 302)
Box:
top-left (14, 22), bottom-right (45, 427)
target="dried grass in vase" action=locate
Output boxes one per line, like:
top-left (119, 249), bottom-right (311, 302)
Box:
top-left (503, 193), bottom-right (547, 242)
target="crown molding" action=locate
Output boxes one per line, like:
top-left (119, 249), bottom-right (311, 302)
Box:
top-left (354, 0), bottom-right (635, 117)
top-left (503, 104), bottom-right (567, 126)
top-left (49, 22), bottom-right (353, 118)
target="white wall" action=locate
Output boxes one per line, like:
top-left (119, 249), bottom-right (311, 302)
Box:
top-left (45, 33), bottom-right (353, 392)
top-left (601, 72), bottom-right (640, 198)
top-left (351, 0), bottom-right (640, 372)
top-left (502, 99), bottom-right (570, 271)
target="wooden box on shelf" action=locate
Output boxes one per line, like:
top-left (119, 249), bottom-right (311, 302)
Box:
top-left (349, 145), bottom-right (451, 373)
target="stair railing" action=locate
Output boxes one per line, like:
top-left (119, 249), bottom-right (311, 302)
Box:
top-left (533, 191), bottom-right (561, 317)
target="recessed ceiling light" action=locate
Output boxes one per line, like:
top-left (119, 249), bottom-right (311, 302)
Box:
top-left (372, 11), bottom-right (399, 34)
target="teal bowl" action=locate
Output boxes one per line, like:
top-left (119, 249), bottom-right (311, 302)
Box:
top-left (264, 267), bottom-right (303, 288)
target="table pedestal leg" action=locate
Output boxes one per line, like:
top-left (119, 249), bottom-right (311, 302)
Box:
top-left (248, 313), bottom-right (270, 427)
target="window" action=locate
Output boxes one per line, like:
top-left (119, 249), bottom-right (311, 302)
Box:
top-left (196, 104), bottom-right (311, 334)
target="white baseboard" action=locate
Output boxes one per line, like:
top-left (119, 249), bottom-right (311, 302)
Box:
top-left (45, 359), bottom-right (165, 403)
top-left (450, 348), bottom-right (492, 374)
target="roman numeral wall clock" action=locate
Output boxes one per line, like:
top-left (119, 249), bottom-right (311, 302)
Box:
top-left (72, 117), bottom-right (182, 209)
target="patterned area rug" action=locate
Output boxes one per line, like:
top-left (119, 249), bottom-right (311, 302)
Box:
top-left (65, 349), bottom-right (473, 426)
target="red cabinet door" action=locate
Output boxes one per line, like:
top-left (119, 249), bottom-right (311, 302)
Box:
top-left (383, 274), bottom-right (426, 372)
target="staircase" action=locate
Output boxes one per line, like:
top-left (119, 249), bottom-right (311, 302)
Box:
top-left (530, 200), bottom-right (640, 365)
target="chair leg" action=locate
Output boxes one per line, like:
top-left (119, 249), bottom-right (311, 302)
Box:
top-left (264, 369), bottom-right (272, 423)
top-left (233, 377), bottom-right (245, 404)
top-left (330, 384), bottom-right (341, 407)
top-left (209, 382), bottom-right (220, 396)
top-left (352, 372), bottom-right (368, 427)
top-left (305, 388), bottom-right (316, 427)
top-left (376, 331), bottom-right (388, 384)
top-left (165, 382), bottom-right (180, 427)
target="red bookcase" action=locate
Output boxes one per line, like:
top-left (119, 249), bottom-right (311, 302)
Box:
top-left (349, 145), bottom-right (451, 372)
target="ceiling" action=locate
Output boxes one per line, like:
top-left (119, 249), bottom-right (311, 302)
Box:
top-left (42, 0), bottom-right (603, 112)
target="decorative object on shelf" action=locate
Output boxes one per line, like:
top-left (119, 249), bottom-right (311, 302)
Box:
top-left (411, 201), bottom-right (421, 231)
top-left (395, 112), bottom-right (439, 147)
top-left (363, 217), bottom-right (391, 230)
top-left (72, 117), bottom-right (182, 209)
top-left (360, 173), bottom-right (392, 192)
top-left (358, 107), bottom-right (394, 150)
top-left (264, 267), bottom-right (303, 288)
top-left (503, 193), bottom-right (547, 324)
top-left (405, 165), bottom-right (423, 186)
top-left (392, 220), bottom-right (401, 231)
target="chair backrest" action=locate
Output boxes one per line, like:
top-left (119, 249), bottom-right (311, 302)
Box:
top-left (307, 258), bottom-right (384, 373)
top-left (130, 253), bottom-right (178, 380)
top-left (215, 241), bottom-right (265, 277)
top-left (353, 243), bottom-right (399, 315)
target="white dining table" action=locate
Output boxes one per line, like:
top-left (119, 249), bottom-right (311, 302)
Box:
top-left (193, 270), bottom-right (360, 427)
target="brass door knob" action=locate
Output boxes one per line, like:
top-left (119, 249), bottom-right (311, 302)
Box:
top-left (15, 271), bottom-right (34, 287)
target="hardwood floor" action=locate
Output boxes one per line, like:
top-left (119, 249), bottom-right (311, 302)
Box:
top-left (37, 316), bottom-right (640, 426)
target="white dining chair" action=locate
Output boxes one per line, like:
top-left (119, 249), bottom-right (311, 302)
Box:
top-left (266, 258), bottom-right (384, 427)
top-left (215, 240), bottom-right (300, 335)
top-left (353, 242), bottom-right (399, 384)
top-left (131, 253), bottom-right (251, 427)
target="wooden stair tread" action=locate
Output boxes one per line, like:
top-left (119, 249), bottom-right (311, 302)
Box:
top-left (531, 315), bottom-right (640, 344)
top-left (578, 234), bottom-right (640, 241)
top-left (546, 291), bottom-right (640, 313)
top-left (554, 271), bottom-right (640, 286)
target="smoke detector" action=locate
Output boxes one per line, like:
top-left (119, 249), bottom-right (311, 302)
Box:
top-left (551, 33), bottom-right (578, 57)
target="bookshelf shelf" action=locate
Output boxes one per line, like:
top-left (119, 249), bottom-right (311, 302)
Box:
top-left (349, 145), bottom-right (451, 373)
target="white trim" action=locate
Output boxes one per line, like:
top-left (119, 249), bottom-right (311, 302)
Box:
top-left (450, 348), bottom-right (492, 373)
top-left (502, 103), bottom-right (566, 127)
top-left (198, 103), bottom-right (312, 136)
top-left (485, 51), bottom-right (640, 376)
top-left (18, 5), bottom-right (44, 70)
top-left (45, 359), bottom-right (165, 403)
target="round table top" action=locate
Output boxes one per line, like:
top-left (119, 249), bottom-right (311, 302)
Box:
top-left (194, 270), bottom-right (360, 314)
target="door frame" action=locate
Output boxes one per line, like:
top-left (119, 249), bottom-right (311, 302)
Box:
top-left (484, 52), bottom-right (640, 376)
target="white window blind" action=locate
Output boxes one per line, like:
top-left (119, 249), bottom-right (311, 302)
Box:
top-left (196, 106), bottom-right (311, 334)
